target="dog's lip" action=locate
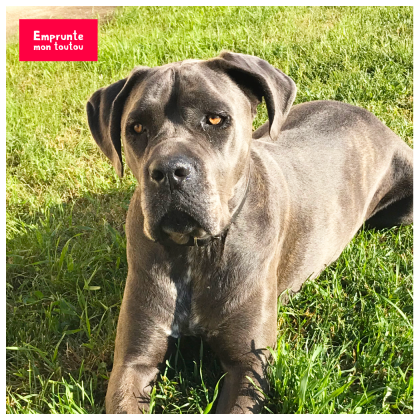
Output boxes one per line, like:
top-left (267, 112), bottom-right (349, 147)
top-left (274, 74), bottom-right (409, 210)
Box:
top-left (161, 225), bottom-right (208, 238)
top-left (159, 226), bottom-right (211, 246)
top-left (161, 228), bottom-right (210, 245)
top-left (158, 209), bottom-right (211, 245)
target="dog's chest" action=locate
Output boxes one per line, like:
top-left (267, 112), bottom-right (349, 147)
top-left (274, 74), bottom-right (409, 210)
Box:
top-left (169, 254), bottom-right (221, 339)
top-left (169, 273), bottom-right (206, 339)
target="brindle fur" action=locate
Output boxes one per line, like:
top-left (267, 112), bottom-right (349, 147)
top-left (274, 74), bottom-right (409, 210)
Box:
top-left (86, 52), bottom-right (413, 414)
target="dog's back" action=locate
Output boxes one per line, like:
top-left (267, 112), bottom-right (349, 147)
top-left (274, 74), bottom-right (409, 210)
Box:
top-left (252, 100), bottom-right (412, 296)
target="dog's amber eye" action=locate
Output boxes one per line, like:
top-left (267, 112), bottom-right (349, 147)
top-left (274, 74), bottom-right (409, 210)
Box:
top-left (208, 116), bottom-right (222, 125)
top-left (133, 123), bottom-right (143, 133)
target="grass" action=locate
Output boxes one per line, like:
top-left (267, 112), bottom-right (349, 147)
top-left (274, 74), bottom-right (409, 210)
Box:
top-left (6, 6), bottom-right (413, 414)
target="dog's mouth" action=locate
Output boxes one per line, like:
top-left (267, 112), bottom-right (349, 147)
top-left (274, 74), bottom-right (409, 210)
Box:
top-left (159, 210), bottom-right (211, 245)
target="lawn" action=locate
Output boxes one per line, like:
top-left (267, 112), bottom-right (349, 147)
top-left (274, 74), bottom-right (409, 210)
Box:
top-left (6, 6), bottom-right (413, 414)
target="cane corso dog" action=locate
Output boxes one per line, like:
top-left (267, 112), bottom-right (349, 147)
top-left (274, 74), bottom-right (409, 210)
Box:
top-left (86, 52), bottom-right (413, 413)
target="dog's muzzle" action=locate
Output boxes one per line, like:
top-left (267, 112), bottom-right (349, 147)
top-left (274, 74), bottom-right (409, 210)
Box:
top-left (155, 162), bottom-right (251, 247)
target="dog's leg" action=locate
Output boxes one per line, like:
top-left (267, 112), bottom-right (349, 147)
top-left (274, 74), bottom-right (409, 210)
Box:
top-left (105, 331), bottom-right (175, 414)
top-left (365, 148), bottom-right (413, 229)
top-left (365, 195), bottom-right (412, 228)
top-left (105, 274), bottom-right (176, 413)
top-left (215, 355), bottom-right (269, 414)
top-left (209, 297), bottom-right (277, 414)
top-left (106, 361), bottom-right (169, 413)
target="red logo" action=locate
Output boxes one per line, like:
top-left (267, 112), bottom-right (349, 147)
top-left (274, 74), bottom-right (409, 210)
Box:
top-left (19, 19), bottom-right (98, 61)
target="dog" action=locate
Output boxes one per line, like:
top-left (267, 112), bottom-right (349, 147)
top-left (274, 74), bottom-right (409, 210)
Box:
top-left (86, 52), bottom-right (413, 414)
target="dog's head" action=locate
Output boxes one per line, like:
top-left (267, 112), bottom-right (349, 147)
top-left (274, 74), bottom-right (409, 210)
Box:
top-left (87, 52), bottom-right (296, 245)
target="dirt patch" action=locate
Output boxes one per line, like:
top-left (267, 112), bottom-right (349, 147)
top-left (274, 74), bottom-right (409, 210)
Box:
top-left (6, 6), bottom-right (116, 43)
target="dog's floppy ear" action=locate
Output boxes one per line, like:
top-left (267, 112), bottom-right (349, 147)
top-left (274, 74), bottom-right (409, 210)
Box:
top-left (209, 51), bottom-right (297, 141)
top-left (86, 66), bottom-right (150, 177)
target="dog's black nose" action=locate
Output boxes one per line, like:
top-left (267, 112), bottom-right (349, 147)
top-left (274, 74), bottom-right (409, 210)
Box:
top-left (149, 158), bottom-right (192, 189)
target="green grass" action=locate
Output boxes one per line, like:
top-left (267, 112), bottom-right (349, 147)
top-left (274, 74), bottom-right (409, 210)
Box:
top-left (6, 6), bottom-right (412, 414)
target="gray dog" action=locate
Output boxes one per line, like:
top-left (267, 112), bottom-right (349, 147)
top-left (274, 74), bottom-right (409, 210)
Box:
top-left (86, 52), bottom-right (413, 414)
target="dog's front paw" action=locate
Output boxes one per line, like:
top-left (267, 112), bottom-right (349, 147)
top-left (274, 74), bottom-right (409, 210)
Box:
top-left (105, 365), bottom-right (157, 414)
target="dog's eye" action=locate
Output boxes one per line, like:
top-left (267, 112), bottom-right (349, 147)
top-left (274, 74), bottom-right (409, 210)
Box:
top-left (133, 123), bottom-right (143, 134)
top-left (208, 116), bottom-right (222, 125)
top-left (206, 115), bottom-right (225, 127)
top-left (202, 114), bottom-right (229, 132)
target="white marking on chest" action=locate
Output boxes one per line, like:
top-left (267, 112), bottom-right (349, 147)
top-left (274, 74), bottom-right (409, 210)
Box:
top-left (185, 267), bottom-right (191, 283)
top-left (166, 267), bottom-right (192, 338)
